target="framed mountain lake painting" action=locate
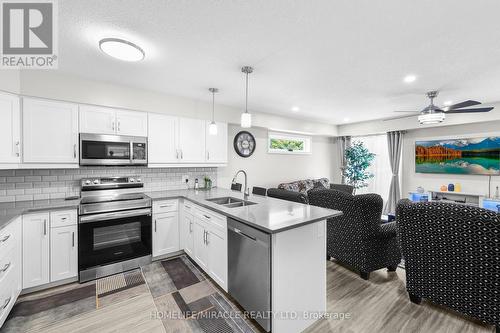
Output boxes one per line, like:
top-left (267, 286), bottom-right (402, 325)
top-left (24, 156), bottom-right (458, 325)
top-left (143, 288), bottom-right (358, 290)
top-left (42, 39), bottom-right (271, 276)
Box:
top-left (415, 137), bottom-right (500, 175)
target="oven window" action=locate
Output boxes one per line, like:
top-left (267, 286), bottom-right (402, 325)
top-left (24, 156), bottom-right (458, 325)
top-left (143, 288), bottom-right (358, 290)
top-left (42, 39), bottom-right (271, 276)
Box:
top-left (78, 214), bottom-right (152, 270)
top-left (81, 140), bottom-right (130, 160)
top-left (93, 222), bottom-right (141, 251)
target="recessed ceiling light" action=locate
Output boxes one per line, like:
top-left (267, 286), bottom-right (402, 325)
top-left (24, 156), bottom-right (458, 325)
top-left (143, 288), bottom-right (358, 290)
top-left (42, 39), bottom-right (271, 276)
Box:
top-left (443, 100), bottom-right (453, 106)
top-left (291, 106), bottom-right (300, 112)
top-left (343, 117), bottom-right (350, 122)
top-left (403, 74), bottom-right (417, 83)
top-left (99, 38), bottom-right (145, 62)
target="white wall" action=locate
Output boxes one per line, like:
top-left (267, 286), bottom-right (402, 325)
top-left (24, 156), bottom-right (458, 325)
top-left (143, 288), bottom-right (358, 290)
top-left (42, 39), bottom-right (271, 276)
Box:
top-left (402, 121), bottom-right (500, 198)
top-left (0, 70), bottom-right (20, 93)
top-left (18, 71), bottom-right (338, 136)
top-left (217, 124), bottom-right (339, 190)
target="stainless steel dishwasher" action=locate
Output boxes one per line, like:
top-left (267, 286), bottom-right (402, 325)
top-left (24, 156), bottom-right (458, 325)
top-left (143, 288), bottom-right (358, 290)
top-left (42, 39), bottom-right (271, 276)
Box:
top-left (227, 218), bottom-right (271, 332)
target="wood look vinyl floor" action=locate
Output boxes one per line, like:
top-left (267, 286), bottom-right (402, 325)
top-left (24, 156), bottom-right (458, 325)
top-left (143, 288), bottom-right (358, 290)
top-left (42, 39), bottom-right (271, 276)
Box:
top-left (2, 258), bottom-right (495, 333)
top-left (302, 259), bottom-right (495, 333)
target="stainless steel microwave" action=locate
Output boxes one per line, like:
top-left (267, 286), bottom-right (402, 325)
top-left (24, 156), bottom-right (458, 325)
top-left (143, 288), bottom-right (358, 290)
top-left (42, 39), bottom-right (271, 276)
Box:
top-left (80, 133), bottom-right (147, 166)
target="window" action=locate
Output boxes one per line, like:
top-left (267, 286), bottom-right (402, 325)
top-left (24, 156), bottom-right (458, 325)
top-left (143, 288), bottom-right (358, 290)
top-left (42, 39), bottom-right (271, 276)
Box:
top-left (354, 134), bottom-right (394, 203)
top-left (268, 132), bottom-right (311, 154)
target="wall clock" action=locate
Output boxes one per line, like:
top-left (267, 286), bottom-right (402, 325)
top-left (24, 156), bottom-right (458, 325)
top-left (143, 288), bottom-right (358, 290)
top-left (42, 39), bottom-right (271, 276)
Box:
top-left (234, 131), bottom-right (256, 157)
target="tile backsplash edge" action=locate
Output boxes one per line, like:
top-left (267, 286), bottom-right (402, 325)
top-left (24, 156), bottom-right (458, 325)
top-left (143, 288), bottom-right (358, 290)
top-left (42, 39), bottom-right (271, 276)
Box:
top-left (0, 167), bottom-right (218, 202)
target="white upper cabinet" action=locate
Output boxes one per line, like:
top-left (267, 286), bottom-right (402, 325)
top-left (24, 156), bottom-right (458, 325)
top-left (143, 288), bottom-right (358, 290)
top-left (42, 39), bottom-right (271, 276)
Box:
top-left (178, 118), bottom-right (206, 163)
top-left (115, 110), bottom-right (148, 136)
top-left (23, 98), bottom-right (79, 164)
top-left (0, 92), bottom-right (21, 164)
top-left (79, 105), bottom-right (115, 135)
top-left (148, 113), bottom-right (178, 163)
top-left (205, 121), bottom-right (228, 164)
top-left (80, 106), bottom-right (147, 137)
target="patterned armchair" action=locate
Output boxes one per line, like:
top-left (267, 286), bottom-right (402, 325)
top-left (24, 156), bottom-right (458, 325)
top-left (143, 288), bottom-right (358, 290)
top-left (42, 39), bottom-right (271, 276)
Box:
top-left (308, 189), bottom-right (402, 280)
top-left (397, 200), bottom-right (500, 333)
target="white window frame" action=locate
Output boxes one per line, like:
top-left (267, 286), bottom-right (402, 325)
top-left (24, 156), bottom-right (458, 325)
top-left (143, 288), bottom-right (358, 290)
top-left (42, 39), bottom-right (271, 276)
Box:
top-left (267, 131), bottom-right (312, 155)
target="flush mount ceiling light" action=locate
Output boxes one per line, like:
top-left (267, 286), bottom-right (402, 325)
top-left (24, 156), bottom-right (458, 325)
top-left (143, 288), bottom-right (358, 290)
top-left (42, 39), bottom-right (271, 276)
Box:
top-left (241, 66), bottom-right (253, 128)
top-left (291, 106), bottom-right (300, 112)
top-left (343, 117), bottom-right (350, 122)
top-left (99, 38), bottom-right (145, 62)
top-left (403, 74), bottom-right (417, 83)
top-left (208, 88), bottom-right (219, 135)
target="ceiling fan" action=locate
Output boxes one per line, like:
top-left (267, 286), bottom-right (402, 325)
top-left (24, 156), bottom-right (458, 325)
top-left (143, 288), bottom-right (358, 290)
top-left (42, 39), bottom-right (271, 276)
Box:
top-left (390, 91), bottom-right (494, 124)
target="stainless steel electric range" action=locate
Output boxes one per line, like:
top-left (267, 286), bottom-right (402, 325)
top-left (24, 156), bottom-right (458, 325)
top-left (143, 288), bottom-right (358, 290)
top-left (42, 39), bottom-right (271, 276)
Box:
top-left (78, 176), bottom-right (152, 282)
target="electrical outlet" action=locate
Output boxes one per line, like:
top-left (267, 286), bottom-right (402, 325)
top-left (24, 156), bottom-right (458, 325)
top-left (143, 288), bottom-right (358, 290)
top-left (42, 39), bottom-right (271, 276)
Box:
top-left (182, 175), bottom-right (189, 184)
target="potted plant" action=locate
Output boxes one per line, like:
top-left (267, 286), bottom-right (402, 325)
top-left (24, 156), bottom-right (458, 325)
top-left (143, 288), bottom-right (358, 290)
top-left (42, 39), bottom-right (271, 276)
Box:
top-left (343, 141), bottom-right (375, 193)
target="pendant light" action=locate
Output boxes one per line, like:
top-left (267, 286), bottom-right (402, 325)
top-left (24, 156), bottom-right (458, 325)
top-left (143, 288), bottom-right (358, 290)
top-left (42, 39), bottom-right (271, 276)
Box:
top-left (241, 66), bottom-right (253, 128)
top-left (208, 88), bottom-right (218, 135)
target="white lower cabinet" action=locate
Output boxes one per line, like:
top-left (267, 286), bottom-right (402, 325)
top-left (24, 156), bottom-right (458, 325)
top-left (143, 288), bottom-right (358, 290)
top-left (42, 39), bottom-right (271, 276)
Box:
top-left (22, 213), bottom-right (50, 289)
top-left (153, 212), bottom-right (180, 257)
top-left (187, 203), bottom-right (228, 291)
top-left (0, 217), bottom-right (22, 327)
top-left (152, 200), bottom-right (179, 257)
top-left (193, 218), bottom-right (209, 271)
top-left (50, 225), bottom-right (78, 282)
top-left (22, 209), bottom-right (78, 290)
top-left (182, 209), bottom-right (195, 256)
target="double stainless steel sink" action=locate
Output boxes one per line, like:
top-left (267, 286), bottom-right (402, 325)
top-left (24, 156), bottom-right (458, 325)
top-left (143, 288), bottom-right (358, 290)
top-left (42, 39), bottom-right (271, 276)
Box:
top-left (206, 196), bottom-right (257, 208)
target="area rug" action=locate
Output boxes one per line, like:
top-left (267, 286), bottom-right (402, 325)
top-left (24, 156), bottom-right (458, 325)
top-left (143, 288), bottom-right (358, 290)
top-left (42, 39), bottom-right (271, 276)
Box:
top-left (1, 255), bottom-right (257, 333)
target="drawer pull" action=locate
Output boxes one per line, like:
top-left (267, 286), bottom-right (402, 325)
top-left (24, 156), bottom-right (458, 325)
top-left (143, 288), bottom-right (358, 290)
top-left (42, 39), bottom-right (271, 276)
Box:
top-left (0, 235), bottom-right (10, 243)
top-left (203, 214), bottom-right (211, 220)
top-left (0, 262), bottom-right (10, 273)
top-left (159, 205), bottom-right (172, 208)
top-left (2, 297), bottom-right (11, 309)
top-left (61, 217), bottom-right (67, 220)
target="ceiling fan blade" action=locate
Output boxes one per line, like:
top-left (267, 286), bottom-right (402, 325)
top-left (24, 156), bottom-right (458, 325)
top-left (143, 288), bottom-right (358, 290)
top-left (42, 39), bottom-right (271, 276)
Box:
top-left (445, 107), bottom-right (493, 114)
top-left (447, 100), bottom-right (481, 110)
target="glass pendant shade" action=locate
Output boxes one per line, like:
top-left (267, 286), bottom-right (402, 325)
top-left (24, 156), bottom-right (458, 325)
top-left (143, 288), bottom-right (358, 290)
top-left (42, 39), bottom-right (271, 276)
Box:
top-left (209, 121), bottom-right (218, 135)
top-left (241, 112), bottom-right (252, 128)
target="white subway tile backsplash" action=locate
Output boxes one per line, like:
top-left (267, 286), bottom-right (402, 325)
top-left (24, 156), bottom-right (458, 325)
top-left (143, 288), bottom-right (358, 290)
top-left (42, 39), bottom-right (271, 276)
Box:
top-left (0, 167), bottom-right (217, 202)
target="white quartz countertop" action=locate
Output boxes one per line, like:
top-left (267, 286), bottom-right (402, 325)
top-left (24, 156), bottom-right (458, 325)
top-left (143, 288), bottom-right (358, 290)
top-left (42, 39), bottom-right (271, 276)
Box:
top-left (0, 188), bottom-right (342, 234)
top-left (145, 188), bottom-right (342, 233)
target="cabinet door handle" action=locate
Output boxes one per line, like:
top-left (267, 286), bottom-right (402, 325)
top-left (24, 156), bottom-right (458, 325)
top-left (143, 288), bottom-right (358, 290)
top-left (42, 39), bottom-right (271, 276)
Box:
top-left (117, 120), bottom-right (121, 132)
top-left (180, 150), bottom-right (183, 159)
top-left (0, 262), bottom-right (11, 272)
top-left (203, 230), bottom-right (206, 244)
top-left (43, 219), bottom-right (47, 236)
top-left (203, 214), bottom-right (211, 220)
top-left (2, 297), bottom-right (11, 309)
top-left (112, 121), bottom-right (115, 131)
top-left (206, 231), bottom-right (210, 245)
top-left (154, 219), bottom-right (157, 232)
top-left (72, 232), bottom-right (75, 247)
top-left (189, 221), bottom-right (192, 233)
top-left (207, 151), bottom-right (210, 160)
top-left (73, 144), bottom-right (77, 159)
top-left (0, 234), bottom-right (10, 243)
top-left (15, 141), bottom-right (20, 157)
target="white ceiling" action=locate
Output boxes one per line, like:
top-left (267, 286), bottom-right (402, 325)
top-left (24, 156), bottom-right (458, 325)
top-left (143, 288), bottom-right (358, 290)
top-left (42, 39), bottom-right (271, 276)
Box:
top-left (58, 0), bottom-right (500, 125)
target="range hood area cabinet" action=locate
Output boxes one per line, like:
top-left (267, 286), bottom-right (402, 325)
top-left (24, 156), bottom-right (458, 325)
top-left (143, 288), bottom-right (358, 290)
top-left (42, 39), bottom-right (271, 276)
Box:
top-left (23, 98), bottom-right (79, 165)
top-left (79, 105), bottom-right (148, 137)
top-left (148, 113), bottom-right (228, 166)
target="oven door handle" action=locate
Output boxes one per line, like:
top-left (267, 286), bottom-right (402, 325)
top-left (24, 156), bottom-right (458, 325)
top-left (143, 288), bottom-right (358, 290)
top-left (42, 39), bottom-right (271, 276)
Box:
top-left (79, 208), bottom-right (152, 223)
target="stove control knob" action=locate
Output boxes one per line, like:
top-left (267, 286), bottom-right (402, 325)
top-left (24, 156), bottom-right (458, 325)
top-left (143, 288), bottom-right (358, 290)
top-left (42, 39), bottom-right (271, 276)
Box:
top-left (93, 179), bottom-right (99, 184)
top-left (129, 178), bottom-right (135, 183)
top-left (84, 180), bottom-right (91, 185)
top-left (136, 178), bottom-right (141, 183)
